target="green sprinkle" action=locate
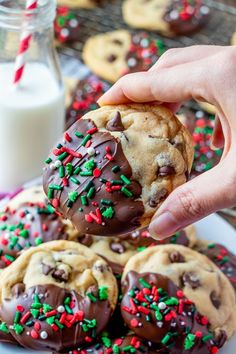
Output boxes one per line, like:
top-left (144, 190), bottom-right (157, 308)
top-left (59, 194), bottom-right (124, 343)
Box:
top-left (82, 324), bottom-right (88, 332)
top-left (121, 187), bottom-right (133, 198)
top-left (111, 180), bottom-right (124, 185)
top-left (14, 311), bottom-right (21, 324)
top-left (207, 243), bottom-right (216, 249)
top-left (102, 336), bottom-right (112, 348)
top-left (5, 254), bottom-right (15, 262)
top-left (161, 333), bottom-right (171, 345)
top-left (31, 309), bottom-right (39, 318)
top-left (102, 207), bottom-right (115, 219)
top-left (74, 166), bottom-right (81, 175)
top-left (84, 159), bottom-right (95, 170)
top-left (58, 152), bottom-right (68, 161)
top-left (87, 319), bottom-right (97, 328)
top-left (81, 134), bottom-right (91, 146)
top-left (112, 165), bottom-right (120, 173)
top-left (112, 344), bottom-right (119, 353)
top-left (101, 199), bottom-right (113, 206)
top-left (79, 208), bottom-right (83, 212)
top-left (49, 184), bottom-right (63, 190)
top-left (0, 322), bottom-right (9, 334)
top-left (165, 297), bottom-right (179, 306)
top-left (46, 316), bottom-right (56, 325)
top-left (120, 174), bottom-right (131, 185)
top-left (70, 177), bottom-right (80, 185)
top-left (55, 319), bottom-right (64, 329)
top-left (65, 305), bottom-right (73, 314)
top-left (155, 310), bottom-right (163, 321)
top-left (67, 200), bottom-right (73, 208)
top-left (202, 334), bottom-right (214, 343)
top-left (45, 157), bottom-right (52, 164)
top-left (68, 191), bottom-right (78, 202)
top-left (184, 333), bottom-right (196, 350)
top-left (83, 181), bottom-right (93, 192)
top-left (87, 187), bottom-right (95, 199)
top-left (13, 324), bottom-right (24, 335)
top-left (66, 163), bottom-right (73, 175)
top-left (64, 297), bottom-right (71, 305)
top-left (59, 165), bottom-right (65, 178)
top-left (99, 286), bottom-right (108, 300)
top-left (75, 131), bottom-right (84, 138)
top-left (35, 237), bottom-right (43, 246)
top-left (43, 304), bottom-right (52, 312)
top-left (19, 229), bottom-right (29, 238)
top-left (137, 246), bottom-right (147, 252)
top-left (99, 178), bottom-right (107, 183)
top-left (80, 171), bottom-right (93, 176)
top-left (81, 195), bottom-right (88, 206)
top-left (86, 292), bottom-right (97, 303)
top-left (139, 278), bottom-right (152, 289)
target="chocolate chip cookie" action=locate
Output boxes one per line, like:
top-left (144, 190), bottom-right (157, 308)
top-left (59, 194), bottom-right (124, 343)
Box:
top-left (43, 104), bottom-right (193, 236)
top-left (0, 240), bottom-right (118, 351)
top-left (57, 0), bottom-right (101, 9)
top-left (122, 244), bottom-right (236, 339)
top-left (123, 0), bottom-right (210, 36)
top-left (83, 30), bottom-right (165, 83)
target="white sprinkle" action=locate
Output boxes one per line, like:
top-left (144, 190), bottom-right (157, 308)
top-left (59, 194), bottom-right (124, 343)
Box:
top-left (40, 331), bottom-right (48, 339)
top-left (196, 110), bottom-right (204, 118)
top-left (61, 28), bottom-right (69, 38)
top-left (26, 331), bottom-right (30, 335)
top-left (157, 321), bottom-right (163, 328)
top-left (54, 160), bottom-right (62, 168)
top-left (57, 305), bottom-right (65, 313)
top-left (49, 163), bottom-right (56, 170)
top-left (87, 147), bottom-right (96, 156)
top-left (69, 19), bottom-right (78, 28)
top-left (200, 6), bottom-right (210, 15)
top-left (4, 232), bottom-right (11, 240)
top-left (26, 213), bottom-right (34, 221)
top-left (158, 302), bottom-right (166, 310)
top-left (169, 10), bottom-right (179, 20)
top-left (127, 57), bottom-right (137, 68)
top-left (140, 38), bottom-right (149, 48)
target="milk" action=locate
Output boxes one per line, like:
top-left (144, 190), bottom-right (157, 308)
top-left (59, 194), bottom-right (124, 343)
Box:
top-left (0, 62), bottom-right (65, 191)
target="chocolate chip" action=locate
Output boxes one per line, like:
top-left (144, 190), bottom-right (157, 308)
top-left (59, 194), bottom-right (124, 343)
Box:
top-left (158, 166), bottom-right (175, 177)
top-left (107, 54), bottom-right (117, 63)
top-left (110, 242), bottom-right (126, 254)
top-left (52, 269), bottom-right (69, 282)
top-left (12, 283), bottom-right (25, 297)
top-left (42, 263), bottom-right (53, 276)
top-left (106, 111), bottom-right (125, 132)
top-left (78, 234), bottom-right (93, 247)
top-left (148, 188), bottom-right (168, 208)
top-left (169, 251), bottom-right (185, 263)
top-left (182, 272), bottom-right (200, 289)
top-left (216, 330), bottom-right (227, 348)
top-left (112, 39), bottom-right (123, 45)
top-left (210, 291), bottom-right (221, 309)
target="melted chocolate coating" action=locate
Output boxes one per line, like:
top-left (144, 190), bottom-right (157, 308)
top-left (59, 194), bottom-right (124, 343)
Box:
top-left (164, 0), bottom-right (210, 36)
top-left (43, 118), bottom-right (144, 236)
top-left (125, 32), bottom-right (165, 75)
top-left (55, 7), bottom-right (81, 44)
top-left (66, 76), bottom-right (110, 129)
top-left (121, 271), bottom-right (222, 353)
top-left (0, 203), bottom-right (68, 268)
top-left (199, 243), bottom-right (236, 291)
top-left (0, 284), bottom-right (112, 352)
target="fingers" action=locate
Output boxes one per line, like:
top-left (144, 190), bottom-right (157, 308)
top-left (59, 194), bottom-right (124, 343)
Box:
top-left (150, 45), bottom-right (224, 71)
top-left (99, 59), bottom-right (211, 106)
top-left (149, 158), bottom-right (236, 239)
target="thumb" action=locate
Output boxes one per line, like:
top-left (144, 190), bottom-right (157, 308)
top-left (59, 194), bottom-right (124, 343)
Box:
top-left (149, 159), bottom-right (235, 239)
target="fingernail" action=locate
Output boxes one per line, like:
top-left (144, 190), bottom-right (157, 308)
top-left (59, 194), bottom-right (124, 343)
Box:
top-left (149, 212), bottom-right (180, 239)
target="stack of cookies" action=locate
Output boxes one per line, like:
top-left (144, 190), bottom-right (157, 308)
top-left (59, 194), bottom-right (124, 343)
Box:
top-left (0, 104), bottom-right (235, 353)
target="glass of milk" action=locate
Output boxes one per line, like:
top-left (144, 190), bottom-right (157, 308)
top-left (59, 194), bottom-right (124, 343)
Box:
top-left (0, 0), bottom-right (65, 192)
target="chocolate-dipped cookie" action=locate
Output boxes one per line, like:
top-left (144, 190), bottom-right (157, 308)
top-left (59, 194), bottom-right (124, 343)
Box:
top-left (55, 6), bottom-right (81, 45)
top-left (0, 240), bottom-right (118, 351)
top-left (0, 202), bottom-right (69, 269)
top-left (66, 75), bottom-right (110, 129)
top-left (43, 104), bottom-right (193, 236)
top-left (198, 242), bottom-right (236, 292)
top-left (123, 0), bottom-right (210, 36)
top-left (121, 271), bottom-right (225, 353)
top-left (83, 30), bottom-right (165, 83)
top-left (122, 244), bottom-right (236, 339)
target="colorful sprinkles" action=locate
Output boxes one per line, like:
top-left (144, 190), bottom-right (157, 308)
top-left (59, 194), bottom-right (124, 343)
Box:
top-left (54, 6), bottom-right (81, 44)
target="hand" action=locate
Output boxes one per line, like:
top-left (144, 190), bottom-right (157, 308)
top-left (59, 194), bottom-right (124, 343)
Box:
top-left (98, 45), bottom-right (236, 238)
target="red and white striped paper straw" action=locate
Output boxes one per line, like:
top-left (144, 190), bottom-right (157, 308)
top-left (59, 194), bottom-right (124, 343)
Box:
top-left (13, 0), bottom-right (38, 85)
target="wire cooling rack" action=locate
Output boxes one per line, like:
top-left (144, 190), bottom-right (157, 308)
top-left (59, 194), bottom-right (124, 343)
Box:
top-left (58, 0), bottom-right (236, 59)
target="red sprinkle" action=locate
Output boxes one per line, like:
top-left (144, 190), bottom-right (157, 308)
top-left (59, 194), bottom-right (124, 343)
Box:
top-left (62, 177), bottom-right (69, 186)
top-left (61, 147), bottom-right (82, 158)
top-left (20, 311), bottom-right (31, 324)
top-left (46, 310), bottom-right (57, 318)
top-left (86, 127), bottom-right (98, 135)
top-left (52, 198), bottom-right (60, 208)
top-left (34, 322), bottom-right (41, 331)
top-left (16, 305), bottom-right (25, 312)
top-left (130, 318), bottom-right (139, 327)
top-left (64, 132), bottom-right (72, 142)
top-left (30, 329), bottom-right (39, 339)
top-left (93, 168), bottom-right (102, 178)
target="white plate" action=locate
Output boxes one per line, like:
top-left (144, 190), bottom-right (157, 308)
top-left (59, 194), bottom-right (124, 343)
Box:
top-left (0, 213), bottom-right (235, 354)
